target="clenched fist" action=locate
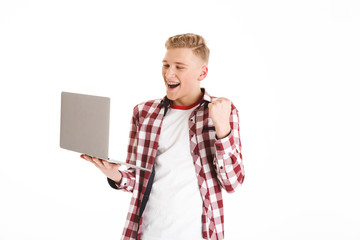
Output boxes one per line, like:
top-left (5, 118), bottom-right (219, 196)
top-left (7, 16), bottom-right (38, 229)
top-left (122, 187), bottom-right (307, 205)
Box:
top-left (208, 97), bottom-right (232, 139)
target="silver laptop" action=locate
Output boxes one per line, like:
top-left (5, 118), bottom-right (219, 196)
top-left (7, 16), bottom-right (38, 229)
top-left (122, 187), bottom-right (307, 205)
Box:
top-left (60, 91), bottom-right (151, 172)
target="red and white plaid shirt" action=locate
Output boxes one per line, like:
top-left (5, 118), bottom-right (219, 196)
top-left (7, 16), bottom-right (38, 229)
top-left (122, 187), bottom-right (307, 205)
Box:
top-left (108, 88), bottom-right (245, 240)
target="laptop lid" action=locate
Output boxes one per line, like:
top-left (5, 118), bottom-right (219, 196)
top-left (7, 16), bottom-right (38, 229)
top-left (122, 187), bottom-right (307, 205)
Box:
top-left (60, 92), bottom-right (110, 160)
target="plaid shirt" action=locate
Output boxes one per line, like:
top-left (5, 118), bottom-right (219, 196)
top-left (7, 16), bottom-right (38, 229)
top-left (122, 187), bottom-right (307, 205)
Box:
top-left (108, 88), bottom-right (245, 240)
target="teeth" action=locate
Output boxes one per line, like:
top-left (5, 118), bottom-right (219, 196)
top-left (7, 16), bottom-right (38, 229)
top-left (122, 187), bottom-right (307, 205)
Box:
top-left (167, 81), bottom-right (180, 86)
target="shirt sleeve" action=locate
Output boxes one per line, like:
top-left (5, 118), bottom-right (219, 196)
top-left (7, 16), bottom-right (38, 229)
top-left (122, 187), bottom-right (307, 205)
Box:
top-left (107, 105), bottom-right (139, 192)
top-left (107, 170), bottom-right (136, 191)
top-left (213, 105), bottom-right (245, 193)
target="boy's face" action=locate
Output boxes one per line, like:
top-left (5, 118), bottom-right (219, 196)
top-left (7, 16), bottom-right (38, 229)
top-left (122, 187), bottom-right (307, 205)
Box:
top-left (162, 48), bottom-right (208, 106)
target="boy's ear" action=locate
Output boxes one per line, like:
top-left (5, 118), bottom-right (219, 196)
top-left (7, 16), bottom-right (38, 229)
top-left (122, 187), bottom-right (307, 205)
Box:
top-left (198, 65), bottom-right (208, 81)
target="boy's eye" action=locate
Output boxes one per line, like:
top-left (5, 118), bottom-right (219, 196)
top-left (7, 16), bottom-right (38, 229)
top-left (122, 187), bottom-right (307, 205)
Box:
top-left (162, 64), bottom-right (185, 70)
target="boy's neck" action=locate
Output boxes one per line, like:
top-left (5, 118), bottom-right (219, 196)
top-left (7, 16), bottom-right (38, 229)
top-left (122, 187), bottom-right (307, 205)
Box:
top-left (171, 89), bottom-right (204, 107)
top-left (170, 95), bottom-right (203, 110)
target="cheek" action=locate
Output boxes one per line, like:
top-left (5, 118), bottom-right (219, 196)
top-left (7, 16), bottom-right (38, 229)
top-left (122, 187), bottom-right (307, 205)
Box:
top-left (181, 73), bottom-right (197, 85)
top-left (179, 72), bottom-right (191, 81)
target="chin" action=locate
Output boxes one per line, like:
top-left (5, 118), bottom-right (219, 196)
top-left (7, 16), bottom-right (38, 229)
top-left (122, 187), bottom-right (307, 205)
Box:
top-left (166, 93), bottom-right (176, 100)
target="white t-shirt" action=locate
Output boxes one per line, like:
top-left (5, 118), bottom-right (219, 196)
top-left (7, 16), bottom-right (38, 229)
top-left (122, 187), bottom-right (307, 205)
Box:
top-left (141, 104), bottom-right (204, 240)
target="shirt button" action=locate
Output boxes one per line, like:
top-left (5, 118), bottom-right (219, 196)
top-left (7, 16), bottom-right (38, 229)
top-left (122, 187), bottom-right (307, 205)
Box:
top-left (194, 152), bottom-right (197, 155)
top-left (191, 134), bottom-right (194, 138)
top-left (220, 166), bottom-right (223, 170)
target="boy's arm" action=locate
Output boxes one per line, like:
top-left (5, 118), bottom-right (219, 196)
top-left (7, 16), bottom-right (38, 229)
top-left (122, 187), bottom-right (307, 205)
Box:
top-left (209, 98), bottom-right (245, 193)
top-left (107, 106), bottom-right (139, 192)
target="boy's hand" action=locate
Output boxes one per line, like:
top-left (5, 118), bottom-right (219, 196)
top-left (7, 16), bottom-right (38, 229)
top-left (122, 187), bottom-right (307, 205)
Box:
top-left (80, 154), bottom-right (122, 184)
top-left (208, 98), bottom-right (232, 139)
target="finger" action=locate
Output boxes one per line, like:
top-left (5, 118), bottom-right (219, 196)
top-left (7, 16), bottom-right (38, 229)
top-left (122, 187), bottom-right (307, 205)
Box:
top-left (103, 160), bottom-right (115, 169)
top-left (104, 160), bottom-right (122, 170)
top-left (92, 157), bottom-right (104, 168)
top-left (212, 99), bottom-right (221, 106)
top-left (81, 154), bottom-right (92, 161)
top-left (103, 160), bottom-right (112, 169)
top-left (216, 97), bottom-right (229, 103)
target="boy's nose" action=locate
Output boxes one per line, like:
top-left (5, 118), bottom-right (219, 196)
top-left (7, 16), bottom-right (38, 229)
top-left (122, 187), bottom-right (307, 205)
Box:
top-left (165, 68), bottom-right (175, 78)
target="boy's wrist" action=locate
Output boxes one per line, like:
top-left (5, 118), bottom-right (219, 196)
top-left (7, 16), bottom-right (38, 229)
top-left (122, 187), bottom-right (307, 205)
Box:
top-left (112, 171), bottom-right (122, 184)
top-left (215, 124), bottom-right (231, 139)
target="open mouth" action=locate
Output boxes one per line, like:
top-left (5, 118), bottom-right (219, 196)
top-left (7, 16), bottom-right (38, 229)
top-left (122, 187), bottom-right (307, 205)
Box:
top-left (167, 81), bottom-right (180, 89)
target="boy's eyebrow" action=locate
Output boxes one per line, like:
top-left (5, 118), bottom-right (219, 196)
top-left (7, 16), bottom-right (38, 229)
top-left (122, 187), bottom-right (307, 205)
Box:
top-left (162, 60), bottom-right (189, 66)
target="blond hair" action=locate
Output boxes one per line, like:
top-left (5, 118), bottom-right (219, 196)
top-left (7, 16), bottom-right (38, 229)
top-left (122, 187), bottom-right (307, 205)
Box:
top-left (165, 33), bottom-right (210, 65)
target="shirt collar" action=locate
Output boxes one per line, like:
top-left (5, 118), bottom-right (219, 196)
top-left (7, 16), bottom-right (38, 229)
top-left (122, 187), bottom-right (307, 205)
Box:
top-left (201, 88), bottom-right (212, 104)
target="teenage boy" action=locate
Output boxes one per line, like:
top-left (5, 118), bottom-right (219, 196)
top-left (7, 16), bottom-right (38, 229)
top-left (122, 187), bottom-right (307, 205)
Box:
top-left (81, 33), bottom-right (245, 240)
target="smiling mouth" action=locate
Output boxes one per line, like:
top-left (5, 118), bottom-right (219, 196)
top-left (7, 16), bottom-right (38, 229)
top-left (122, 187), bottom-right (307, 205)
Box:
top-left (167, 81), bottom-right (180, 89)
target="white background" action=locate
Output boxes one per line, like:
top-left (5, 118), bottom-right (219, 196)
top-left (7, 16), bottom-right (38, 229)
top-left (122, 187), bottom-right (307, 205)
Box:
top-left (1, 0), bottom-right (359, 239)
